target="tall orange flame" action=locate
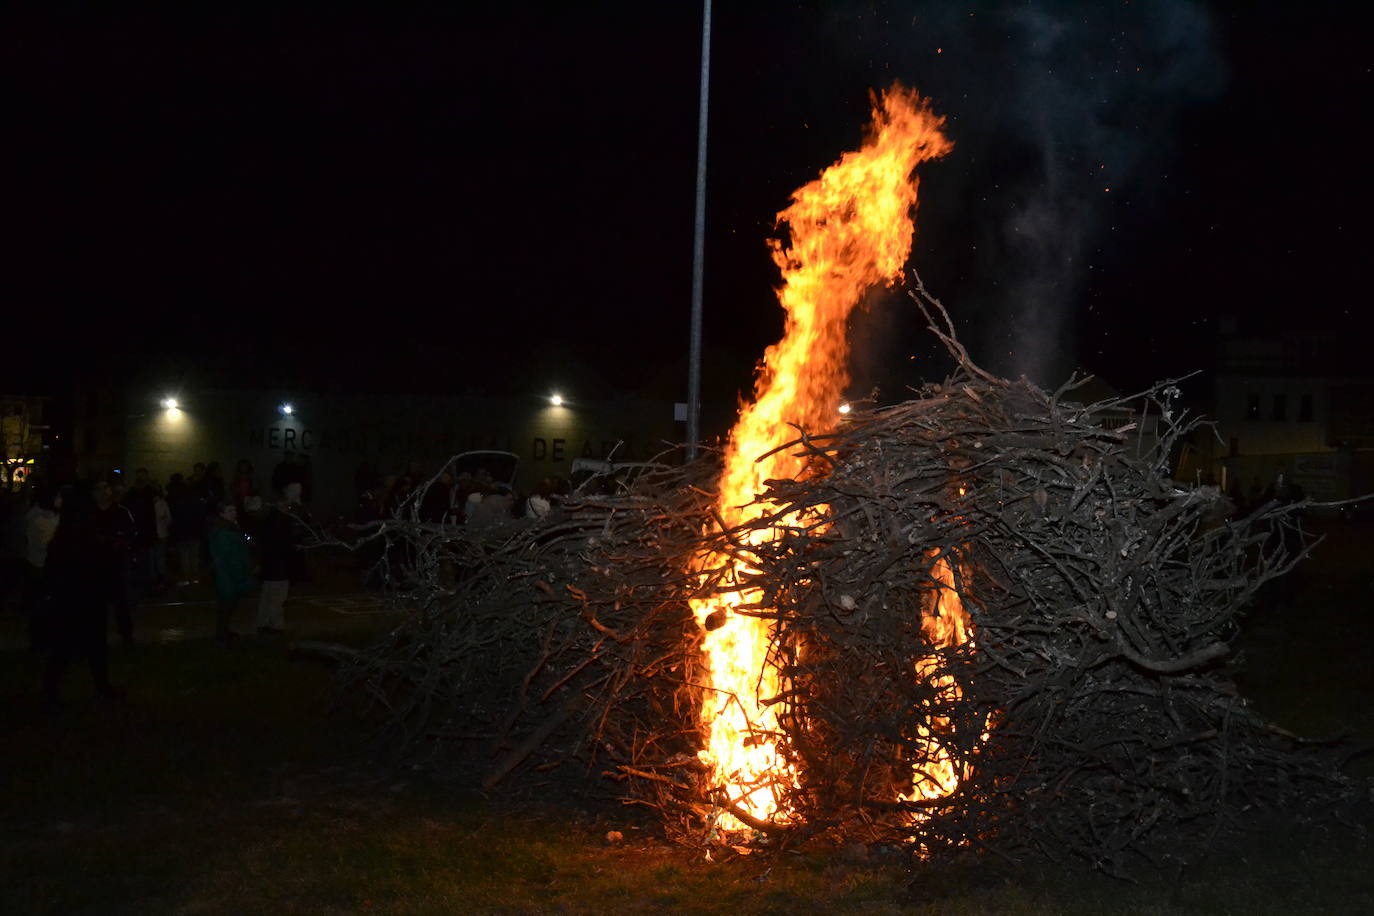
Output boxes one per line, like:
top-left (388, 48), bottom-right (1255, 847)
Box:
top-left (692, 85), bottom-right (951, 828)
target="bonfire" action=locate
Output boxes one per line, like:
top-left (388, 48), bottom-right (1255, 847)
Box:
top-left (334, 84), bottom-right (1356, 874)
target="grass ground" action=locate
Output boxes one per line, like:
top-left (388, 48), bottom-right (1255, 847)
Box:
top-left (1, 530), bottom-right (1371, 914)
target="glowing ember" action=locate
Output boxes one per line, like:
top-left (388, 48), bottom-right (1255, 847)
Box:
top-left (691, 84), bottom-right (951, 828)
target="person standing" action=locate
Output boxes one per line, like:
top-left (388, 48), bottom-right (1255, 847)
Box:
top-left (44, 485), bottom-right (123, 709)
top-left (233, 458), bottom-right (264, 537)
top-left (419, 470), bottom-right (452, 524)
top-left (206, 498), bottom-right (255, 641)
top-left (204, 462), bottom-right (227, 511)
top-left (22, 486), bottom-right (60, 650)
top-left (271, 454), bottom-right (305, 502)
top-left (123, 468), bottom-right (158, 595)
top-left (187, 462), bottom-right (210, 513)
top-left (232, 459), bottom-right (255, 513)
top-left (255, 482), bottom-right (301, 635)
top-left (167, 472), bottom-right (202, 584)
top-left (525, 477), bottom-right (554, 520)
top-left (1, 487), bottom-right (27, 614)
top-left (151, 484), bottom-right (171, 592)
top-left (92, 479), bottom-right (136, 647)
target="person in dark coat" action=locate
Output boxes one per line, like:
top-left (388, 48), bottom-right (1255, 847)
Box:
top-left (166, 473), bottom-right (202, 584)
top-left (254, 482), bottom-right (302, 634)
top-left (122, 467), bottom-right (159, 593)
top-left (91, 479), bottom-right (136, 647)
top-left (418, 470), bottom-right (453, 524)
top-left (204, 462), bottom-right (227, 508)
top-left (44, 485), bottom-right (123, 708)
top-left (271, 454), bottom-right (308, 502)
top-left (22, 485), bottom-right (60, 651)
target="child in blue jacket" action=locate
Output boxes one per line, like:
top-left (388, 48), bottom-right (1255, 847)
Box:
top-left (207, 499), bottom-right (256, 640)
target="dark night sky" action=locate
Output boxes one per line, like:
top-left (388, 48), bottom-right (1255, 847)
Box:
top-left (5, 1), bottom-right (1368, 407)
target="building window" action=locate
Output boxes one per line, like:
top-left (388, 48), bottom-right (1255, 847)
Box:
top-left (1246, 394), bottom-right (1260, 420)
top-left (1299, 393), bottom-right (1313, 422)
top-left (1272, 394), bottom-right (1287, 421)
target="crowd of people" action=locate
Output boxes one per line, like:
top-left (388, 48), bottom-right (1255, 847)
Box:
top-left (0, 457), bottom-right (308, 710)
top-left (349, 461), bottom-right (570, 530)
top-left (0, 453), bottom-right (597, 710)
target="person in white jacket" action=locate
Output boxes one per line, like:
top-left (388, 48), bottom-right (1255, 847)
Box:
top-left (151, 485), bottom-right (172, 592)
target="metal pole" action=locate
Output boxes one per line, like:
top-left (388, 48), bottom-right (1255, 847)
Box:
top-left (686, 0), bottom-right (711, 461)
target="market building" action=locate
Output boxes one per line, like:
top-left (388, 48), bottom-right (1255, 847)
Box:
top-left (115, 387), bottom-right (729, 520)
top-left (1211, 323), bottom-right (1374, 504)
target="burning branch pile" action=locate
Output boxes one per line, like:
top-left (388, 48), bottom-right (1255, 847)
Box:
top-left (338, 84), bottom-right (1355, 873)
top-left (689, 289), bottom-right (1355, 867)
top-left (339, 289), bottom-right (1352, 871)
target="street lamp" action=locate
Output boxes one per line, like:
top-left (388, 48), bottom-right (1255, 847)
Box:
top-left (686, 0), bottom-right (713, 461)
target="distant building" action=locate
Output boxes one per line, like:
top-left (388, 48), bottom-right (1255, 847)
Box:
top-left (1211, 322), bottom-right (1374, 504)
top-left (1, 394), bottom-right (48, 490)
top-left (114, 387), bottom-right (734, 521)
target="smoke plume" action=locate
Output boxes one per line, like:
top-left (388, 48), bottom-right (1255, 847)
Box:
top-left (821, 0), bottom-right (1227, 385)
